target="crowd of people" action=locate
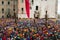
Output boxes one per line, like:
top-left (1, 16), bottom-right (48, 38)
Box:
top-left (0, 18), bottom-right (60, 40)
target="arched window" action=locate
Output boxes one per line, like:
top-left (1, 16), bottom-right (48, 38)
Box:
top-left (32, 0), bottom-right (34, 4)
top-left (36, 6), bottom-right (38, 10)
top-left (8, 1), bottom-right (10, 5)
top-left (21, 8), bottom-right (24, 14)
top-left (2, 1), bottom-right (4, 5)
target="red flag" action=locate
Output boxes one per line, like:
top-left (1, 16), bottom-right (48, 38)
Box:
top-left (25, 0), bottom-right (30, 18)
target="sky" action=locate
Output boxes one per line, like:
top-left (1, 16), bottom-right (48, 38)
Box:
top-left (58, 0), bottom-right (60, 14)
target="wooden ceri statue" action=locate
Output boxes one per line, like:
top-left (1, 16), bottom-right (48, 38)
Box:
top-left (34, 11), bottom-right (40, 19)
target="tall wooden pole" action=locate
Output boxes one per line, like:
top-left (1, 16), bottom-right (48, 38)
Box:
top-left (45, 11), bottom-right (48, 27)
top-left (14, 0), bottom-right (17, 24)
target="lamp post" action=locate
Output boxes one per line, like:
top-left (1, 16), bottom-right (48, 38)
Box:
top-left (45, 11), bottom-right (48, 27)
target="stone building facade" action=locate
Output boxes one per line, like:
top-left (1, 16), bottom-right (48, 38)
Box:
top-left (18, 0), bottom-right (58, 19)
top-left (0, 0), bottom-right (18, 18)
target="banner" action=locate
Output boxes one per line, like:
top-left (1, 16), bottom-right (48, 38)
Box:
top-left (25, 0), bottom-right (30, 18)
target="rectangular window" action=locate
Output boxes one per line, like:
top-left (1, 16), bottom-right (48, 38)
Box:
top-left (13, 8), bottom-right (15, 11)
top-left (2, 8), bottom-right (4, 13)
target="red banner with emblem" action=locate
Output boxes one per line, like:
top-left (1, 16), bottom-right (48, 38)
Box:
top-left (25, 0), bottom-right (30, 18)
